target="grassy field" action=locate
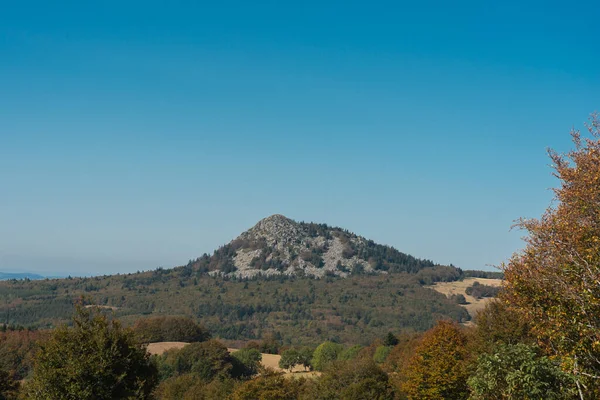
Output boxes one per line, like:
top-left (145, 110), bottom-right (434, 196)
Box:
top-left (428, 278), bottom-right (503, 319)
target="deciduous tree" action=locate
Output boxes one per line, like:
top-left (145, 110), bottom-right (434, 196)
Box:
top-left (23, 305), bottom-right (158, 400)
top-left (502, 113), bottom-right (600, 398)
top-left (401, 320), bottom-right (470, 400)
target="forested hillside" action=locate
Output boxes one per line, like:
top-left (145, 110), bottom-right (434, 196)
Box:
top-left (0, 267), bottom-right (468, 345)
top-left (0, 215), bottom-right (473, 344)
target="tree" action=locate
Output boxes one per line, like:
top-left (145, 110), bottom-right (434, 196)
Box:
top-left (338, 345), bottom-right (363, 361)
top-left (231, 347), bottom-right (262, 376)
top-left (502, 113), bottom-right (600, 397)
top-left (231, 370), bottom-right (306, 400)
top-left (279, 348), bottom-right (300, 372)
top-left (468, 343), bottom-right (574, 400)
top-left (133, 316), bottom-right (210, 343)
top-left (401, 320), bottom-right (470, 400)
top-left (307, 358), bottom-right (395, 400)
top-left (165, 340), bottom-right (240, 381)
top-left (471, 300), bottom-right (534, 354)
top-left (23, 305), bottom-right (158, 399)
top-left (297, 347), bottom-right (313, 371)
top-left (0, 369), bottom-right (18, 400)
top-left (384, 332), bottom-right (399, 347)
top-left (311, 342), bottom-right (344, 371)
top-left (154, 373), bottom-right (236, 400)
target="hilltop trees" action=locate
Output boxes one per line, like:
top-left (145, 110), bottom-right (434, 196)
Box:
top-left (502, 113), bottom-right (600, 397)
top-left (23, 305), bottom-right (158, 400)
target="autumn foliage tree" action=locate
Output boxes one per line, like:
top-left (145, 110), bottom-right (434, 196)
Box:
top-left (502, 113), bottom-right (600, 398)
top-left (401, 320), bottom-right (470, 400)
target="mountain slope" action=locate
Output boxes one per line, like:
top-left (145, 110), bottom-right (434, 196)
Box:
top-left (0, 215), bottom-right (470, 344)
top-left (188, 214), bottom-right (437, 279)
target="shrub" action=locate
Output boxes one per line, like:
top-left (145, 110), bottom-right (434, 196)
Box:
top-left (23, 305), bottom-right (158, 400)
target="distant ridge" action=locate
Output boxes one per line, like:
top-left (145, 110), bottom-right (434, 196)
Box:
top-left (187, 214), bottom-right (440, 279)
top-left (0, 272), bottom-right (45, 280)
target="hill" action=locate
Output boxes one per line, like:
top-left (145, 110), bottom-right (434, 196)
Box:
top-left (187, 214), bottom-right (437, 278)
top-left (0, 215), bottom-right (472, 345)
top-left (0, 272), bottom-right (45, 281)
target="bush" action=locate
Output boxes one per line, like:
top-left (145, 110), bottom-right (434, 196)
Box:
top-left (468, 343), bottom-right (574, 399)
top-left (23, 305), bottom-right (158, 400)
top-left (465, 282), bottom-right (500, 299)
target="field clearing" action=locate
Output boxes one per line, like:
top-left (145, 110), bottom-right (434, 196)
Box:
top-left (428, 278), bottom-right (503, 319)
top-left (146, 342), bottom-right (319, 378)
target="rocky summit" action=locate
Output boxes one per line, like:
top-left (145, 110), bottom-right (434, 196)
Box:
top-left (188, 214), bottom-right (437, 279)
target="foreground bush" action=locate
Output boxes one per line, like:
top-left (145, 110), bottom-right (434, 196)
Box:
top-left (307, 359), bottom-right (395, 400)
top-left (154, 373), bottom-right (237, 400)
top-left (23, 305), bottom-right (158, 400)
top-left (468, 343), bottom-right (574, 399)
top-left (231, 370), bottom-right (307, 400)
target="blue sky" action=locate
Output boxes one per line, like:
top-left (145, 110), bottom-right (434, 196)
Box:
top-left (1, 1), bottom-right (598, 276)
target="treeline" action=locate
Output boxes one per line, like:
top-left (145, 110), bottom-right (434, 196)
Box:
top-left (0, 300), bottom-right (582, 399)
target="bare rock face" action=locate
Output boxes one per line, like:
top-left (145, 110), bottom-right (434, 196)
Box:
top-left (193, 214), bottom-right (436, 279)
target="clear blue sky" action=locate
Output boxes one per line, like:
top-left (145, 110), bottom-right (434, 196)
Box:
top-left (1, 1), bottom-right (598, 276)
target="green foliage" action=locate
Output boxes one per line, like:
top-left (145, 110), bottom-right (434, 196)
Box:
top-left (0, 329), bottom-right (48, 380)
top-left (451, 293), bottom-right (468, 304)
top-left (279, 348), bottom-right (300, 372)
top-left (465, 282), bottom-right (500, 299)
top-left (502, 115), bottom-right (600, 395)
top-left (231, 370), bottom-right (306, 400)
top-left (158, 340), bottom-right (241, 382)
top-left (0, 369), bottom-right (19, 400)
top-left (133, 316), bottom-right (210, 343)
top-left (338, 345), bottom-right (363, 361)
top-left (154, 373), bottom-right (237, 400)
top-left (307, 359), bottom-right (395, 400)
top-left (471, 300), bottom-right (534, 353)
top-left (231, 348), bottom-right (262, 376)
top-left (468, 343), bottom-right (574, 399)
top-left (23, 305), bottom-right (158, 400)
top-left (402, 320), bottom-right (470, 400)
top-left (373, 346), bottom-right (392, 364)
top-left (383, 332), bottom-right (399, 347)
top-left (0, 272), bottom-right (469, 346)
top-left (312, 342), bottom-right (344, 371)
